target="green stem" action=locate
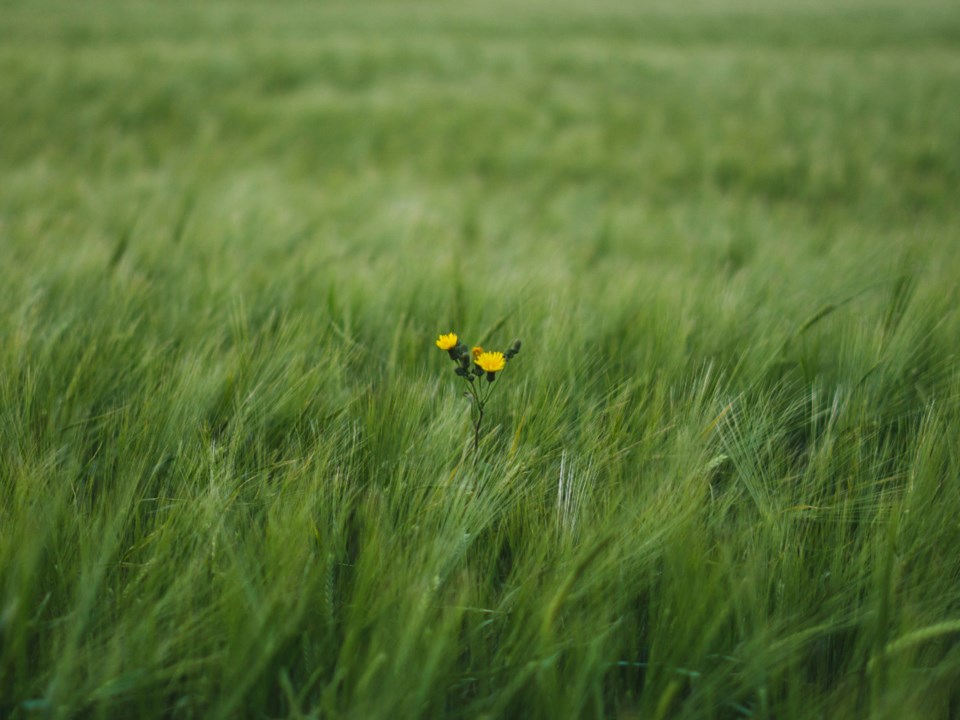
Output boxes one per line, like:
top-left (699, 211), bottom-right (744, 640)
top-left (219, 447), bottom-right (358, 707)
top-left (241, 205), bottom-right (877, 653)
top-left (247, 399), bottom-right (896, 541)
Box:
top-left (474, 385), bottom-right (484, 452)
top-left (463, 376), bottom-right (484, 453)
top-left (463, 372), bottom-right (502, 454)
top-left (474, 400), bottom-right (484, 453)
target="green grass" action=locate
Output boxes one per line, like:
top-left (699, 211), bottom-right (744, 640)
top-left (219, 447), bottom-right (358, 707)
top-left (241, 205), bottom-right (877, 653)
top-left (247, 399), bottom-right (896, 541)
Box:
top-left (2, 0), bottom-right (960, 717)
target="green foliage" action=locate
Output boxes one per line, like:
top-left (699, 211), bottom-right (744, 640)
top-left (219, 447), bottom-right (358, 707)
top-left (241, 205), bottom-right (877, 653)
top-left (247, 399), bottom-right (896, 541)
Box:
top-left (1, 0), bottom-right (959, 717)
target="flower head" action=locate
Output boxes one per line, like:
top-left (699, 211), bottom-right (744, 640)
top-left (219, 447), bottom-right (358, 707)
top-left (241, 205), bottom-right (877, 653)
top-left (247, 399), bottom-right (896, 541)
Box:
top-left (476, 351), bottom-right (506, 373)
top-left (436, 333), bottom-right (458, 351)
top-left (471, 346), bottom-right (484, 361)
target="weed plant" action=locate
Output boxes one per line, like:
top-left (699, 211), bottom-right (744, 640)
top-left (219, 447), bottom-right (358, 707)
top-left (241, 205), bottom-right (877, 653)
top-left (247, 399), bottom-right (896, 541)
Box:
top-left (436, 333), bottom-right (521, 452)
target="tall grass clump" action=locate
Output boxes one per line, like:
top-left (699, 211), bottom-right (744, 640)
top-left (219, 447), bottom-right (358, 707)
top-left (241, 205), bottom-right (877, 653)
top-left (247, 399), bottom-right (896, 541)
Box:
top-left (2, 0), bottom-right (960, 717)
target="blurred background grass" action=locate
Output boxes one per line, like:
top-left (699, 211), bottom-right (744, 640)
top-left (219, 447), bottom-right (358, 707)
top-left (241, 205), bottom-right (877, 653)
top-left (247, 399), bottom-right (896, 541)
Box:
top-left (1, 1), bottom-right (959, 718)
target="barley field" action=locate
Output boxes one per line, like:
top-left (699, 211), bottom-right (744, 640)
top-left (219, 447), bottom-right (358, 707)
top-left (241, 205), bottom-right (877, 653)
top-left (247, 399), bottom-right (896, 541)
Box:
top-left (1, 0), bottom-right (960, 718)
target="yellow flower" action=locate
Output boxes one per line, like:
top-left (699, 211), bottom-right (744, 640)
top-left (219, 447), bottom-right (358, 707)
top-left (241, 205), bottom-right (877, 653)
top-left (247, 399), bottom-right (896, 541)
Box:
top-left (436, 333), bottom-right (458, 350)
top-left (471, 346), bottom-right (484, 361)
top-left (476, 351), bottom-right (506, 373)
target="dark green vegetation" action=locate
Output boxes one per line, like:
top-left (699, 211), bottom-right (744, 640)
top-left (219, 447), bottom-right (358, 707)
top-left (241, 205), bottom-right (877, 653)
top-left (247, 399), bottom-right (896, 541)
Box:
top-left (2, 0), bottom-right (960, 717)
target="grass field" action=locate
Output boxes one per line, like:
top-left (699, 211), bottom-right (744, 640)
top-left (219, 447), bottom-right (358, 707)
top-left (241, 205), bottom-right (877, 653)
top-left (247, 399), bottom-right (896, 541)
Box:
top-left (2, 0), bottom-right (960, 717)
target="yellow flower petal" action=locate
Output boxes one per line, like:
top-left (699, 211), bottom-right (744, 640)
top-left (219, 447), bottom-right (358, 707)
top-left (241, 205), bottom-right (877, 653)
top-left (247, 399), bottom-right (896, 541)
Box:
top-left (436, 333), bottom-right (458, 350)
top-left (476, 351), bottom-right (506, 373)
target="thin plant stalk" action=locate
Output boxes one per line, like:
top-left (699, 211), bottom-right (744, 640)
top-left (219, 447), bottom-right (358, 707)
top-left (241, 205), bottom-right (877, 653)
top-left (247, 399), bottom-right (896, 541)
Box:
top-left (465, 375), bottom-right (500, 452)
